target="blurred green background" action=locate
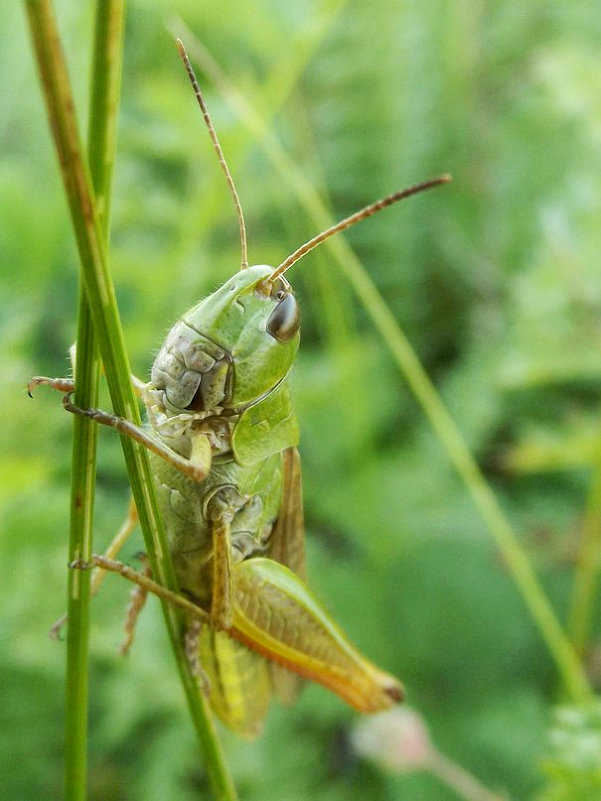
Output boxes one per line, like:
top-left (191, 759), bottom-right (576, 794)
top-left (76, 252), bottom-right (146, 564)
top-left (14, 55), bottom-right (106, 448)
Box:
top-left (2, 1), bottom-right (601, 799)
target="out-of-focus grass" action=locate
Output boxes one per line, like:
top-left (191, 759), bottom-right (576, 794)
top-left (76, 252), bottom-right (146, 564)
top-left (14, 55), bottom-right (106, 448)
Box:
top-left (3, 1), bottom-right (601, 799)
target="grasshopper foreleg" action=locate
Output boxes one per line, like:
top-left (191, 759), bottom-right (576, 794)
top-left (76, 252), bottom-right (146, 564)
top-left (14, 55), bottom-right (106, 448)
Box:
top-left (28, 370), bottom-right (148, 398)
top-left (28, 375), bottom-right (75, 397)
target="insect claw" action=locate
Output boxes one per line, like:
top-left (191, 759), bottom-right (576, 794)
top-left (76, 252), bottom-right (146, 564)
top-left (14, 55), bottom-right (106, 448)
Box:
top-left (26, 376), bottom-right (46, 397)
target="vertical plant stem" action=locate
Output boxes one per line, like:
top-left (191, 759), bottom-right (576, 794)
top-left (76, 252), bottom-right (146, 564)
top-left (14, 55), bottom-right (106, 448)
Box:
top-left (187, 37), bottom-right (591, 705)
top-left (569, 466), bottom-right (601, 654)
top-left (25, 3), bottom-right (237, 799)
top-left (64, 3), bottom-right (125, 799)
top-left (66, 294), bottom-right (99, 801)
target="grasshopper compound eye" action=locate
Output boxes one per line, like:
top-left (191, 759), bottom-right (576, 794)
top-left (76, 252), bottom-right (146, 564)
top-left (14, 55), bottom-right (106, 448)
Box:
top-left (267, 292), bottom-right (300, 343)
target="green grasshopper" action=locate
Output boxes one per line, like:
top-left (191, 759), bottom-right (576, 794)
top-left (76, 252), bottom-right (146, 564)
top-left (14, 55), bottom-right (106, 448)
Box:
top-left (32, 41), bottom-right (449, 738)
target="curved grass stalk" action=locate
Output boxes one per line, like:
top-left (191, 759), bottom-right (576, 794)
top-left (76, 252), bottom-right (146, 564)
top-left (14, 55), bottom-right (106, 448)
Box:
top-left (185, 35), bottom-right (591, 705)
top-left (24, 2), bottom-right (237, 798)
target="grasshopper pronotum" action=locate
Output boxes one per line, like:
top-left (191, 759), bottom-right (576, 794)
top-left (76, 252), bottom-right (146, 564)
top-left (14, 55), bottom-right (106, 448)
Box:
top-left (33, 40), bottom-right (449, 738)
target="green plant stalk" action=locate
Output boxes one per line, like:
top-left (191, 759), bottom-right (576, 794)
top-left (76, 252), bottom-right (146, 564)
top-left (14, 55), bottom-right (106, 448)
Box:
top-left (66, 291), bottom-right (99, 801)
top-left (64, 3), bottom-right (125, 799)
top-left (569, 465), bottom-right (601, 654)
top-left (187, 36), bottom-right (591, 705)
top-left (24, 3), bottom-right (237, 799)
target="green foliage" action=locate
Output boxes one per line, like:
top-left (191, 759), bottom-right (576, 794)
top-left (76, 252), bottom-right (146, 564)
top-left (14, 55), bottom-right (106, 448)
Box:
top-left (537, 702), bottom-right (601, 801)
top-left (3, 0), bottom-right (601, 798)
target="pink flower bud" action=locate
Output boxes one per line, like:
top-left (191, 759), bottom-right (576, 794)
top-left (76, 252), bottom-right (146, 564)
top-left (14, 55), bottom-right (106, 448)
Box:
top-left (351, 707), bottom-right (433, 772)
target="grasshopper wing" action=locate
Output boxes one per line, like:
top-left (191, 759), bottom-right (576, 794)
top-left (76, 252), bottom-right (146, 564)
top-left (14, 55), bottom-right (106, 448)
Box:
top-left (266, 447), bottom-right (306, 704)
top-left (268, 447), bottom-right (306, 579)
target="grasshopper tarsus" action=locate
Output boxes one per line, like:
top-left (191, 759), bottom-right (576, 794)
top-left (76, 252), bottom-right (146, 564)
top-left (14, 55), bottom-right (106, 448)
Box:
top-left (27, 375), bottom-right (75, 397)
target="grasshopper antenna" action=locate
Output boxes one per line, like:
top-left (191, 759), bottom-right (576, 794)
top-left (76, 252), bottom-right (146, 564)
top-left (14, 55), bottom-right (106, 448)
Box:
top-left (267, 175), bottom-right (451, 284)
top-left (176, 39), bottom-right (249, 269)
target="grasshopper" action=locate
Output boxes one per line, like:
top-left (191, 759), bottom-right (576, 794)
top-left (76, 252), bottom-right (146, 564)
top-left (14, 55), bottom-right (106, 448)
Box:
top-left (32, 41), bottom-right (449, 738)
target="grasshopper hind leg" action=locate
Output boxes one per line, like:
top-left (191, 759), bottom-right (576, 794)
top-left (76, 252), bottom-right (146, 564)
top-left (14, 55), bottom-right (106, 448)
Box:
top-left (119, 554), bottom-right (151, 656)
top-left (185, 619), bottom-right (211, 695)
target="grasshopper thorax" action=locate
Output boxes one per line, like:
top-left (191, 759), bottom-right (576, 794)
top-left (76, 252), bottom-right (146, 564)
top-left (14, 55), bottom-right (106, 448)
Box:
top-left (150, 265), bottom-right (300, 416)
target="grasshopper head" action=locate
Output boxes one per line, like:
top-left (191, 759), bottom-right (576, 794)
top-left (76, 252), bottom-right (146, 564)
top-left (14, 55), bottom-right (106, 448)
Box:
top-left (151, 265), bottom-right (300, 414)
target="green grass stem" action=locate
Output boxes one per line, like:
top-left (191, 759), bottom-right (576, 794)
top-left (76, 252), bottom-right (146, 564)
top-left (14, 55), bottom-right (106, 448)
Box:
top-left (24, 2), bottom-right (237, 798)
top-left (65, 290), bottom-right (99, 801)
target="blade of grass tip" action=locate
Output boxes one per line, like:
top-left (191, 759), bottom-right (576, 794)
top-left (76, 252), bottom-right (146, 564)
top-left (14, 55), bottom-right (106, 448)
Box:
top-left (64, 3), bottom-right (125, 800)
top-left (24, 3), bottom-right (237, 799)
top-left (188, 38), bottom-right (592, 705)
